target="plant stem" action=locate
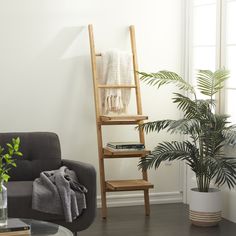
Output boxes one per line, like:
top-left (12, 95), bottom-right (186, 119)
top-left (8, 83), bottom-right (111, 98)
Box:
top-left (198, 133), bottom-right (204, 192)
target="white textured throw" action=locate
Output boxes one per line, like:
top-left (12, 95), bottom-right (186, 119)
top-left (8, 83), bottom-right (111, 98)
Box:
top-left (101, 49), bottom-right (133, 114)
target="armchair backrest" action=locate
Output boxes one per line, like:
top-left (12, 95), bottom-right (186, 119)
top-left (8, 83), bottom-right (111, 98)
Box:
top-left (0, 132), bottom-right (62, 181)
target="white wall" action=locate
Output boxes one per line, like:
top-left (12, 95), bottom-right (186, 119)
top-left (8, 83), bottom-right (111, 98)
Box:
top-left (0, 0), bottom-right (184, 206)
top-left (221, 146), bottom-right (236, 223)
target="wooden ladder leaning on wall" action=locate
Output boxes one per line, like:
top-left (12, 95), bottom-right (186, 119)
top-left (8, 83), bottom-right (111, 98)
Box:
top-left (88, 24), bottom-right (153, 219)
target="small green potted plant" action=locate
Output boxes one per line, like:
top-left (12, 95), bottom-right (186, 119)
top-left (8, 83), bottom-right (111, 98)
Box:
top-left (0, 137), bottom-right (22, 226)
top-left (138, 69), bottom-right (236, 226)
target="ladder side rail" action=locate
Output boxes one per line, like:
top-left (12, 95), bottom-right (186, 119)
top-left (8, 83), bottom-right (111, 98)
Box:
top-left (129, 25), bottom-right (143, 115)
top-left (130, 25), bottom-right (150, 216)
top-left (88, 24), bottom-right (107, 219)
top-left (88, 24), bottom-right (101, 120)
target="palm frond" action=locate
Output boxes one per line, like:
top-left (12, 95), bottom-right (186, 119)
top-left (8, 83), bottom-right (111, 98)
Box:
top-left (138, 141), bottom-right (198, 170)
top-left (197, 69), bottom-right (230, 97)
top-left (138, 118), bottom-right (200, 136)
top-left (208, 157), bottom-right (236, 189)
top-left (172, 93), bottom-right (197, 119)
top-left (172, 94), bottom-right (216, 121)
top-left (199, 114), bottom-right (228, 157)
top-left (139, 70), bottom-right (195, 95)
top-left (167, 118), bottom-right (200, 136)
top-left (137, 120), bottom-right (174, 134)
top-left (222, 127), bottom-right (236, 145)
top-left (195, 99), bottom-right (214, 116)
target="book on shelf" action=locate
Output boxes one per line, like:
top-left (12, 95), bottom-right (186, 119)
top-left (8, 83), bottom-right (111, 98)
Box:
top-left (106, 147), bottom-right (146, 152)
top-left (107, 142), bottom-right (145, 150)
top-left (0, 219), bottom-right (30, 235)
top-left (0, 230), bottom-right (30, 236)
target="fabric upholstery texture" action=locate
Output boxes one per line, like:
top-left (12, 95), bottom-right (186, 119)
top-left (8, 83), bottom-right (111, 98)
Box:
top-left (0, 132), bottom-right (61, 181)
top-left (0, 132), bottom-right (96, 233)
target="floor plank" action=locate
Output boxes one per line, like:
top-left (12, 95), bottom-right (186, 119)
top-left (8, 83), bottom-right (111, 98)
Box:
top-left (79, 203), bottom-right (236, 236)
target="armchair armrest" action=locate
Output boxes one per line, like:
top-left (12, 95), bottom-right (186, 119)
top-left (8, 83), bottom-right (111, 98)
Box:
top-left (61, 159), bottom-right (97, 231)
top-left (62, 159), bottom-right (96, 189)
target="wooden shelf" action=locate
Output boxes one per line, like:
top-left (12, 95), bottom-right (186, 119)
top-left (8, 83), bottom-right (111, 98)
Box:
top-left (100, 115), bottom-right (148, 125)
top-left (106, 179), bottom-right (154, 191)
top-left (103, 147), bottom-right (150, 158)
top-left (101, 115), bottom-right (148, 121)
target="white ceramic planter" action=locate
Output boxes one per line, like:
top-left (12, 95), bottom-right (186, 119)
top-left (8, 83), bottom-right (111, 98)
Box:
top-left (189, 188), bottom-right (222, 226)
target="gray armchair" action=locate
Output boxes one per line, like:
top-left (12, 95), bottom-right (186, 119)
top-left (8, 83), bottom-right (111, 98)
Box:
top-left (0, 132), bottom-right (96, 235)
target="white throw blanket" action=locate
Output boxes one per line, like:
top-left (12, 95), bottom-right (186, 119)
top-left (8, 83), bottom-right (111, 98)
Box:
top-left (101, 49), bottom-right (133, 114)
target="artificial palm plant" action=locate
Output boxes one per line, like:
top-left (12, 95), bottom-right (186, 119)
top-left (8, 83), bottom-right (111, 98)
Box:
top-left (138, 69), bottom-right (236, 192)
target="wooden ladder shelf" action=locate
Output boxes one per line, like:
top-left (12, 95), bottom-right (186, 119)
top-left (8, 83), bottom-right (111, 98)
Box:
top-left (88, 24), bottom-right (153, 219)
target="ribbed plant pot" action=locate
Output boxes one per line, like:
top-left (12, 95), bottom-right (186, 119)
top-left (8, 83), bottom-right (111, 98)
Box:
top-left (189, 188), bottom-right (221, 227)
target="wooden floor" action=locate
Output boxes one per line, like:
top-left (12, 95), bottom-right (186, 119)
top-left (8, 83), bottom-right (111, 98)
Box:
top-left (79, 203), bottom-right (236, 236)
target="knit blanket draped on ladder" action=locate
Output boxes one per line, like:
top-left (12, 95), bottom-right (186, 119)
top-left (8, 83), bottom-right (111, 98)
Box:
top-left (101, 49), bottom-right (134, 114)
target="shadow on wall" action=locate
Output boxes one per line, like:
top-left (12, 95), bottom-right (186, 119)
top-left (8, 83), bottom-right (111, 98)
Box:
top-left (23, 26), bottom-right (96, 153)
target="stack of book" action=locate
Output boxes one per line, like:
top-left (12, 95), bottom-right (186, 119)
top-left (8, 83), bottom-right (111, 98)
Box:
top-left (106, 142), bottom-right (145, 151)
top-left (0, 219), bottom-right (31, 236)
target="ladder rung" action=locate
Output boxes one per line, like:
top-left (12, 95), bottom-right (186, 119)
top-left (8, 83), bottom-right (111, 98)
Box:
top-left (100, 115), bottom-right (148, 121)
top-left (96, 53), bottom-right (134, 57)
top-left (103, 147), bottom-right (150, 158)
top-left (98, 84), bottom-right (137, 89)
top-left (106, 179), bottom-right (153, 191)
top-left (101, 120), bottom-right (141, 125)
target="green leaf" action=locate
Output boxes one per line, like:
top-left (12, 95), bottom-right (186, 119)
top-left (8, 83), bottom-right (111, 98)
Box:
top-left (3, 154), bottom-right (10, 160)
top-left (16, 137), bottom-right (20, 145)
top-left (0, 146), bottom-right (4, 154)
top-left (11, 163), bottom-right (17, 167)
top-left (15, 151), bottom-right (23, 156)
top-left (7, 143), bottom-right (13, 149)
top-left (2, 174), bottom-right (10, 182)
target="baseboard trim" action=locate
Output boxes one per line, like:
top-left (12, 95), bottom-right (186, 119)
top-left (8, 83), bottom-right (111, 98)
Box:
top-left (97, 191), bottom-right (183, 208)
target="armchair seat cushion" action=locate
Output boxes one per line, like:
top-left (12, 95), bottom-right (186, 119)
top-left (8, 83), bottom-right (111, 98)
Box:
top-left (7, 181), bottom-right (64, 221)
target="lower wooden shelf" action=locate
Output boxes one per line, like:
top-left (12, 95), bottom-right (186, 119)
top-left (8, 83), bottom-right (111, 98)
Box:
top-left (106, 179), bottom-right (154, 191)
top-left (103, 147), bottom-right (150, 158)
